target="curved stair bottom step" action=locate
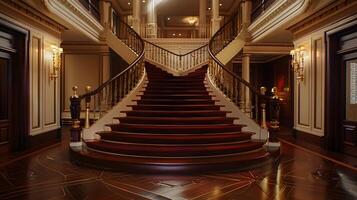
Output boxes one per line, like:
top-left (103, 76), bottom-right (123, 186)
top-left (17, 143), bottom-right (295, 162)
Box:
top-left (69, 146), bottom-right (280, 174)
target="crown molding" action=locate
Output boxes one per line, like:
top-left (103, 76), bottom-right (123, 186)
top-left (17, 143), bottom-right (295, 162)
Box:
top-left (248, 0), bottom-right (311, 43)
top-left (287, 0), bottom-right (357, 39)
top-left (43, 0), bottom-right (104, 42)
top-left (0, 0), bottom-right (66, 35)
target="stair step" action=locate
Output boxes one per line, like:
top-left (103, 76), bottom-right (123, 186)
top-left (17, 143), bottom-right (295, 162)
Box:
top-left (115, 116), bottom-right (236, 125)
top-left (106, 123), bottom-right (245, 134)
top-left (71, 146), bottom-right (273, 172)
top-left (123, 110), bottom-right (229, 117)
top-left (134, 99), bottom-right (217, 105)
top-left (141, 90), bottom-right (209, 95)
top-left (85, 140), bottom-right (264, 157)
top-left (98, 131), bottom-right (252, 144)
top-left (129, 104), bottom-right (222, 111)
top-left (139, 94), bottom-right (214, 99)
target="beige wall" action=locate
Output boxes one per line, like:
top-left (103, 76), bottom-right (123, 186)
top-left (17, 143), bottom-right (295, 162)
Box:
top-left (0, 13), bottom-right (62, 136)
top-left (293, 15), bottom-right (357, 136)
top-left (30, 27), bottom-right (62, 136)
top-left (61, 43), bottom-right (110, 119)
top-left (294, 33), bottom-right (325, 136)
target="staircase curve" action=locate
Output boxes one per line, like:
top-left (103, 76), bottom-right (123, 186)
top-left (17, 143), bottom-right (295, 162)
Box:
top-left (69, 14), bottom-right (279, 173)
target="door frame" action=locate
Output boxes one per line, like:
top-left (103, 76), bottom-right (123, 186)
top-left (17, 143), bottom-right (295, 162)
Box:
top-left (326, 23), bottom-right (357, 153)
top-left (0, 18), bottom-right (29, 151)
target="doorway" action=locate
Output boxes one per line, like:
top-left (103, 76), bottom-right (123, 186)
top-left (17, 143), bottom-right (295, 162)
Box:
top-left (326, 24), bottom-right (357, 157)
top-left (0, 19), bottom-right (29, 152)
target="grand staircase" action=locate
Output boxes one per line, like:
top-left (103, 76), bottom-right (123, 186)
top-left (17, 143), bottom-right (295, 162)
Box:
top-left (71, 63), bottom-right (277, 172)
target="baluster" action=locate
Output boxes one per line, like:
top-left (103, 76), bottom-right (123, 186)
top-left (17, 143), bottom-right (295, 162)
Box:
top-left (93, 94), bottom-right (97, 120)
top-left (124, 72), bottom-right (128, 95)
top-left (84, 85), bottom-right (91, 128)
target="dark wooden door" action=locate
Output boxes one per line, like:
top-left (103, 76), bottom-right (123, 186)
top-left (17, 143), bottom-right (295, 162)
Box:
top-left (0, 42), bottom-right (13, 146)
top-left (341, 52), bottom-right (357, 157)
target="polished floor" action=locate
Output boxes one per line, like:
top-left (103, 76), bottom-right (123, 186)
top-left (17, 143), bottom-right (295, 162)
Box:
top-left (0, 131), bottom-right (356, 200)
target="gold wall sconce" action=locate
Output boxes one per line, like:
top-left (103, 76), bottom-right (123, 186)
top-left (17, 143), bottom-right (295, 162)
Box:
top-left (50, 45), bottom-right (63, 80)
top-left (290, 47), bottom-right (305, 82)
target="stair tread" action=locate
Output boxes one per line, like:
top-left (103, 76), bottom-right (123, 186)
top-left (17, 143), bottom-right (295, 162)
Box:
top-left (85, 140), bottom-right (264, 156)
top-left (129, 104), bottom-right (222, 107)
top-left (114, 116), bottom-right (237, 120)
top-left (107, 123), bottom-right (245, 128)
top-left (97, 131), bottom-right (254, 144)
top-left (122, 110), bottom-right (230, 113)
top-left (71, 146), bottom-right (270, 164)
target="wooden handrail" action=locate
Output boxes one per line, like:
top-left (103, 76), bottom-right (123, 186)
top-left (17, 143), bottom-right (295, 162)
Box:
top-left (208, 13), bottom-right (262, 97)
top-left (70, 16), bottom-right (146, 143)
top-left (79, 19), bottom-right (145, 101)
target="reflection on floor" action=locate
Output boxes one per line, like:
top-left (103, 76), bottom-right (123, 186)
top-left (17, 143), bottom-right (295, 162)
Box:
top-left (0, 130), bottom-right (356, 200)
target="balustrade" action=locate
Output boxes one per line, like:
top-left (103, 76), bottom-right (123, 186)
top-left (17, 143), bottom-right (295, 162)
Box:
top-left (69, 17), bottom-right (145, 144)
top-left (208, 7), bottom-right (270, 141)
top-left (144, 41), bottom-right (209, 72)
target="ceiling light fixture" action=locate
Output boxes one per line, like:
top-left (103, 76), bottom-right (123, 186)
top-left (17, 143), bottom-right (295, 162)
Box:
top-left (219, 3), bottom-right (222, 6)
top-left (167, 17), bottom-right (171, 20)
top-left (128, 2), bottom-right (131, 5)
top-left (142, 0), bottom-right (146, 2)
top-left (208, 7), bottom-right (211, 10)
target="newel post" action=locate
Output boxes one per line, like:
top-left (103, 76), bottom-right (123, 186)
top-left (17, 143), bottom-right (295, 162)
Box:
top-left (70, 86), bottom-right (82, 145)
top-left (260, 86), bottom-right (268, 129)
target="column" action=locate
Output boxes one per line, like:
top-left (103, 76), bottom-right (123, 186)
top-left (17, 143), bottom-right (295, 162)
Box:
top-left (241, 0), bottom-right (252, 28)
top-left (211, 0), bottom-right (221, 35)
top-left (242, 54), bottom-right (251, 114)
top-left (100, 1), bottom-right (111, 30)
top-left (146, 0), bottom-right (158, 38)
top-left (132, 0), bottom-right (141, 34)
top-left (199, 0), bottom-right (206, 37)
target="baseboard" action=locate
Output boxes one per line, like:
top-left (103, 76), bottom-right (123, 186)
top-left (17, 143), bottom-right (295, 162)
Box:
top-left (27, 128), bottom-right (62, 149)
top-left (292, 128), bottom-right (325, 147)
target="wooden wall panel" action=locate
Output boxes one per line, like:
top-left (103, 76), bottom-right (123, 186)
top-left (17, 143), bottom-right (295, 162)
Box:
top-left (31, 36), bottom-right (41, 130)
top-left (313, 38), bottom-right (323, 130)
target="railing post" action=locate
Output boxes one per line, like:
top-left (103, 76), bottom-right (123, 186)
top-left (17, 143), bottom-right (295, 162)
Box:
top-left (260, 86), bottom-right (268, 129)
top-left (84, 85), bottom-right (91, 129)
top-left (70, 86), bottom-right (82, 145)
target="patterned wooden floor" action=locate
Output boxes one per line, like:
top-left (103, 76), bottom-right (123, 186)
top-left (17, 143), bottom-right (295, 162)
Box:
top-left (0, 131), bottom-right (356, 200)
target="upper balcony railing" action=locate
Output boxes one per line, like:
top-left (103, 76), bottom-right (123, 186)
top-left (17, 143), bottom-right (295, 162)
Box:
top-left (78, 0), bottom-right (100, 21)
top-left (209, 12), bottom-right (242, 55)
top-left (251, 0), bottom-right (277, 22)
top-left (145, 41), bottom-right (209, 72)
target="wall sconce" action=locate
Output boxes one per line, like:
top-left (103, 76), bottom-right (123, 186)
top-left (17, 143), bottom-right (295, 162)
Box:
top-left (50, 45), bottom-right (63, 80)
top-left (290, 47), bottom-right (305, 82)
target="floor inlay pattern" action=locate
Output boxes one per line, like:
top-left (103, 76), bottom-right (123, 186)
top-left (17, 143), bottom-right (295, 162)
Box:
top-left (0, 132), bottom-right (356, 200)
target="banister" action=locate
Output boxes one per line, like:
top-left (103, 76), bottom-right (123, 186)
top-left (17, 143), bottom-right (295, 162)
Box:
top-left (207, 43), bottom-right (261, 97)
top-left (208, 14), bottom-right (262, 98)
top-left (207, 8), bottom-right (269, 131)
top-left (79, 19), bottom-right (145, 101)
top-left (70, 15), bottom-right (145, 144)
